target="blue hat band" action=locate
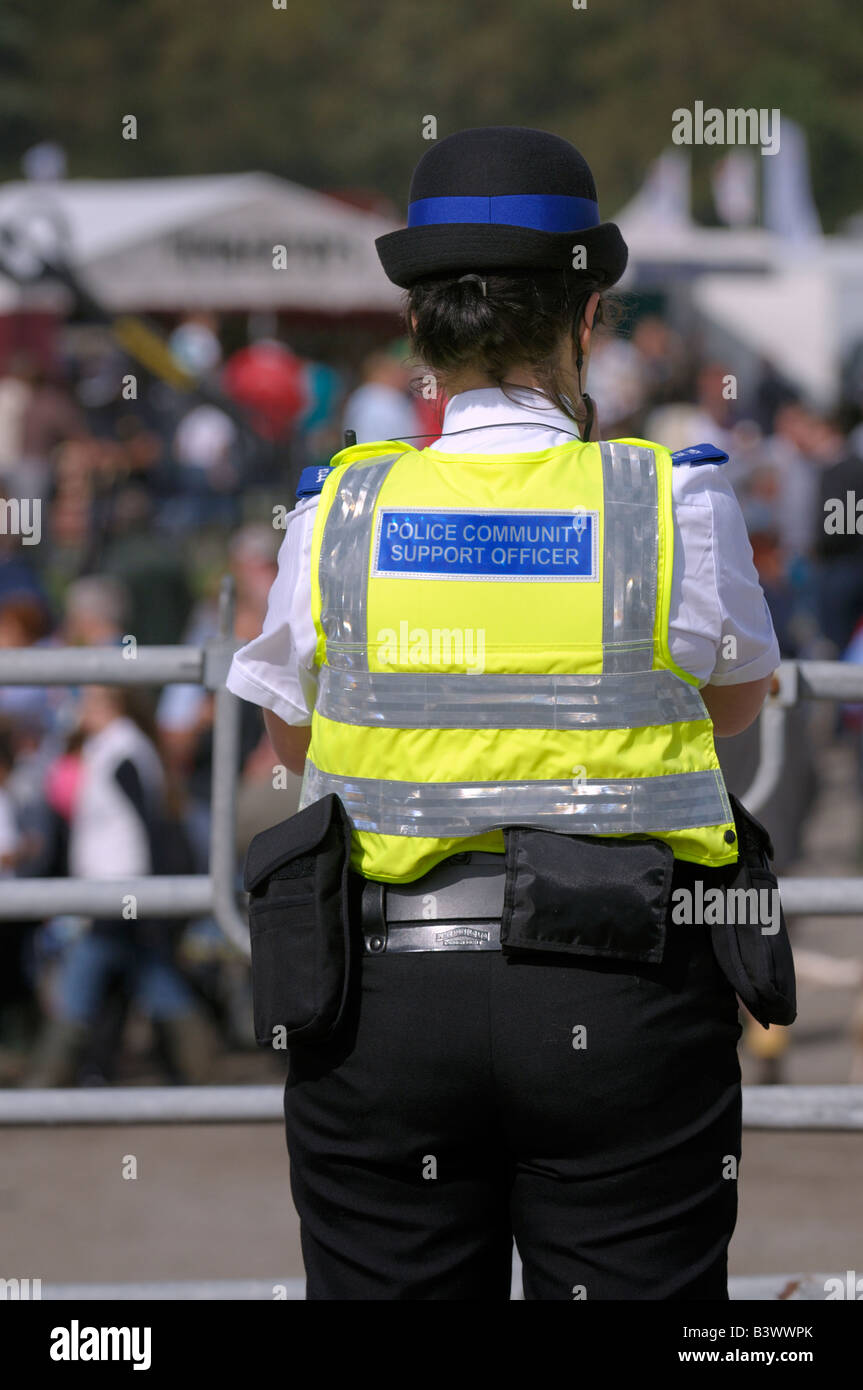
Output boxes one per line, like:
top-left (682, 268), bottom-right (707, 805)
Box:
top-left (406, 193), bottom-right (600, 234)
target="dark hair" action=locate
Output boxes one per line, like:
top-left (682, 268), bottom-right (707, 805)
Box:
top-left (106, 686), bottom-right (160, 745)
top-left (0, 719), bottom-right (15, 772)
top-left (0, 595), bottom-right (53, 645)
top-left (405, 268), bottom-right (608, 427)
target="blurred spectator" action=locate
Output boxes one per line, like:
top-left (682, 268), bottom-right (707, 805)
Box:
top-left (577, 331), bottom-right (646, 434)
top-left (222, 339), bottom-right (306, 442)
top-left (99, 487), bottom-right (193, 645)
top-left (0, 594), bottom-right (60, 734)
top-left (0, 353), bottom-right (36, 481)
top-left (25, 687), bottom-right (211, 1088)
top-left (0, 719), bottom-right (37, 1082)
top-left (0, 532), bottom-right (47, 607)
top-left (47, 437), bottom-right (104, 568)
top-left (170, 404), bottom-right (240, 530)
top-left (63, 574), bottom-right (126, 647)
top-left (630, 316), bottom-right (690, 408)
top-left (813, 422), bottom-right (863, 654)
top-left (114, 416), bottom-right (166, 490)
top-left (342, 342), bottom-right (419, 443)
top-left (740, 503), bottom-right (799, 657)
top-left (761, 402), bottom-right (822, 566)
top-left (646, 362), bottom-right (737, 455)
top-left (752, 359), bottom-right (800, 435)
top-left (1, 294), bottom-right (861, 1088)
top-left (157, 524), bottom-right (276, 865)
top-left (0, 594), bottom-right (53, 649)
top-left (169, 312), bottom-right (223, 378)
top-left (296, 360), bottom-right (346, 464)
top-left (17, 360), bottom-right (87, 502)
top-left (0, 720), bottom-right (20, 875)
top-left (841, 618), bottom-right (863, 798)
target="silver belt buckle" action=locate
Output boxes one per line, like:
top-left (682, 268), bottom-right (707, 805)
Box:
top-left (362, 853), bottom-right (504, 954)
top-left (380, 920), bottom-right (501, 953)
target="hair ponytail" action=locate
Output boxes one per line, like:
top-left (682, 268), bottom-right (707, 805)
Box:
top-left (405, 268), bottom-right (607, 427)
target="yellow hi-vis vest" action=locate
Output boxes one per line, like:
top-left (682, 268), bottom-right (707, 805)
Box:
top-left (301, 435), bottom-right (738, 884)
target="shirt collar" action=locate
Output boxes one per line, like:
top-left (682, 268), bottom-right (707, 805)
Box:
top-left (438, 386), bottom-right (580, 443)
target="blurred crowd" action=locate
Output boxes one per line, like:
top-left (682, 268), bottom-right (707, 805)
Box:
top-left (0, 306), bottom-right (862, 1088)
top-left (589, 317), bottom-right (863, 663)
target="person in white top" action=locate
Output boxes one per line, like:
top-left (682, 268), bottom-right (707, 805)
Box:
top-left (340, 344), bottom-right (419, 446)
top-left (26, 689), bottom-right (211, 1088)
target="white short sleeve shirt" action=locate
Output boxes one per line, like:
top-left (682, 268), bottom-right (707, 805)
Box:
top-left (227, 388), bottom-right (780, 725)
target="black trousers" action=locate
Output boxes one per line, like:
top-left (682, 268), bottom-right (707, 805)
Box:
top-left (284, 921), bottom-right (742, 1300)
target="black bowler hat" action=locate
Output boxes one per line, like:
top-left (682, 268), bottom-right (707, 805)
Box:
top-left (375, 126), bottom-right (628, 290)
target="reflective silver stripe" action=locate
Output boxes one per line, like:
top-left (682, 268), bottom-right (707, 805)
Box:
top-left (600, 442), bottom-right (658, 673)
top-left (303, 762), bottom-right (730, 837)
top-left (317, 666), bottom-right (708, 730)
top-left (318, 455), bottom-right (401, 671)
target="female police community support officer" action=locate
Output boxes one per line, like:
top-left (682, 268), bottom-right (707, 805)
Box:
top-left (228, 126), bottom-right (781, 1301)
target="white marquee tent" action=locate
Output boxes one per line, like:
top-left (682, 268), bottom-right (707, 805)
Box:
top-left (1, 165), bottom-right (861, 406)
top-left (0, 172), bottom-right (403, 314)
top-left (616, 150), bottom-right (863, 407)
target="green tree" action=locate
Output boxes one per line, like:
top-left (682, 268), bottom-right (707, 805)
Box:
top-left (5, 0), bottom-right (862, 232)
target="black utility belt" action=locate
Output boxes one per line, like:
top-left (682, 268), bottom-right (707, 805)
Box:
top-left (359, 853), bottom-right (505, 954)
top-left (243, 794), bottom-right (797, 1049)
top-left (365, 919), bottom-right (503, 953)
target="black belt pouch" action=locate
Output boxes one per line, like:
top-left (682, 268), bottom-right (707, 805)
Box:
top-left (243, 793), bottom-right (354, 1047)
top-left (500, 827), bottom-right (675, 964)
top-left (708, 794), bottom-right (796, 1029)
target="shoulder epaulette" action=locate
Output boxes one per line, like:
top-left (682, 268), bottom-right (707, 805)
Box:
top-left (670, 443), bottom-right (729, 467)
top-left (296, 465), bottom-right (333, 499)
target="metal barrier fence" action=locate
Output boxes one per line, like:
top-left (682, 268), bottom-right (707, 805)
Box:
top-left (0, 578), bottom-right (248, 953)
top-left (2, 635), bottom-right (862, 1296)
top-left (0, 1083), bottom-right (861, 1128)
top-left (3, 641), bottom-right (863, 936)
top-left (24, 1274), bottom-right (845, 1301)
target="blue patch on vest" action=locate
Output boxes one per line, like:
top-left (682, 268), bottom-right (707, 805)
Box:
top-left (296, 465), bottom-right (332, 498)
top-left (670, 443), bottom-right (729, 466)
top-left (372, 509), bottom-right (599, 582)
